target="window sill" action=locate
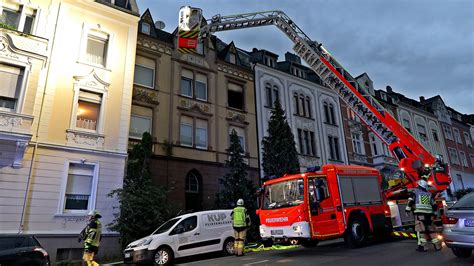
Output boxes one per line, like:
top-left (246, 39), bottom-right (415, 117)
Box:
top-left (178, 95), bottom-right (209, 104)
top-left (133, 83), bottom-right (156, 90)
top-left (226, 106), bottom-right (246, 113)
top-left (293, 114), bottom-right (314, 120)
top-left (77, 60), bottom-right (111, 72)
top-left (54, 212), bottom-right (88, 217)
top-left (323, 122), bottom-right (338, 127)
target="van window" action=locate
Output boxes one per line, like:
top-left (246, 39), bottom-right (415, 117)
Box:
top-left (172, 216), bottom-right (198, 234)
top-left (153, 218), bottom-right (180, 235)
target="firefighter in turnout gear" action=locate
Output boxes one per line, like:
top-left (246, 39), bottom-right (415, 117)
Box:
top-left (232, 199), bottom-right (250, 256)
top-left (406, 180), bottom-right (442, 252)
top-left (79, 210), bottom-right (102, 265)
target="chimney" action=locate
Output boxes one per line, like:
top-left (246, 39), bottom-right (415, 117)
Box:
top-left (285, 52), bottom-right (301, 64)
top-left (419, 96), bottom-right (425, 102)
top-left (386, 86), bottom-right (393, 93)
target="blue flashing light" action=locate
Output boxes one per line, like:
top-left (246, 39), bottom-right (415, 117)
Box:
top-left (306, 166), bottom-right (320, 172)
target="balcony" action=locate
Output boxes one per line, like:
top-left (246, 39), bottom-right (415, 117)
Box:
top-left (373, 154), bottom-right (398, 167)
top-left (0, 110), bottom-right (34, 168)
top-left (352, 153), bottom-right (368, 164)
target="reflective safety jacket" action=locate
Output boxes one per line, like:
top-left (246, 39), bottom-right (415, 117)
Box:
top-left (232, 206), bottom-right (249, 228)
top-left (83, 220), bottom-right (102, 248)
top-left (406, 188), bottom-right (436, 214)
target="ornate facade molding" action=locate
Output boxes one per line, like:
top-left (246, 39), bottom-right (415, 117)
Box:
top-left (178, 98), bottom-right (212, 116)
top-left (217, 63), bottom-right (253, 81)
top-left (226, 110), bottom-right (248, 125)
top-left (66, 129), bottom-right (105, 148)
top-left (133, 87), bottom-right (159, 105)
top-left (137, 36), bottom-right (172, 55)
top-left (0, 111), bottom-right (34, 134)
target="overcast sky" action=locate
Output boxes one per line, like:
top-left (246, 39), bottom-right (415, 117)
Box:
top-left (137, 0), bottom-right (473, 114)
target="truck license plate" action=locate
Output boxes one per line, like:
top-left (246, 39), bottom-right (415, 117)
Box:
top-left (271, 230), bottom-right (283, 235)
top-left (124, 252), bottom-right (131, 258)
top-left (465, 219), bottom-right (474, 227)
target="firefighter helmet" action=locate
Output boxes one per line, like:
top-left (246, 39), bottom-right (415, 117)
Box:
top-left (88, 210), bottom-right (102, 218)
top-left (417, 179), bottom-right (428, 190)
top-left (237, 199), bottom-right (244, 206)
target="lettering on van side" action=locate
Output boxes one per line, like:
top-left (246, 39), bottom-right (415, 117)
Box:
top-left (204, 213), bottom-right (232, 227)
top-left (265, 217), bottom-right (289, 223)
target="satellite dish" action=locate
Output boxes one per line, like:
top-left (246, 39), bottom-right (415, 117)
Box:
top-left (155, 21), bottom-right (165, 30)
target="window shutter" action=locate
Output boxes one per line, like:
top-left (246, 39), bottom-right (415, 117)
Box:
top-left (0, 64), bottom-right (23, 98)
top-left (228, 83), bottom-right (242, 92)
top-left (196, 73), bottom-right (207, 84)
top-left (136, 55), bottom-right (155, 69)
top-left (79, 90), bottom-right (102, 104)
top-left (182, 69), bottom-right (193, 79)
top-left (66, 164), bottom-right (94, 195)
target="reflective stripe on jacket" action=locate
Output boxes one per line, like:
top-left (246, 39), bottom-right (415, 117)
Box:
top-left (84, 220), bottom-right (102, 248)
top-left (232, 206), bottom-right (247, 228)
top-left (413, 188), bottom-right (434, 214)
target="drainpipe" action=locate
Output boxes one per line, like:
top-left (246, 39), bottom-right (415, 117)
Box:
top-left (19, 0), bottom-right (62, 233)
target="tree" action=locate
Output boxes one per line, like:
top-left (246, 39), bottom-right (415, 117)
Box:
top-left (261, 101), bottom-right (300, 179)
top-left (216, 130), bottom-right (258, 241)
top-left (108, 132), bottom-right (172, 247)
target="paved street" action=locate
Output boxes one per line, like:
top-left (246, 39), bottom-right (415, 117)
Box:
top-left (175, 239), bottom-right (474, 266)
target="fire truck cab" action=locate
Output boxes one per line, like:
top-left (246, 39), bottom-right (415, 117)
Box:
top-left (258, 164), bottom-right (392, 247)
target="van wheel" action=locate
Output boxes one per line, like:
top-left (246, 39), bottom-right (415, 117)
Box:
top-left (223, 238), bottom-right (235, 256)
top-left (452, 247), bottom-right (472, 258)
top-left (344, 216), bottom-right (369, 248)
top-left (153, 247), bottom-right (173, 265)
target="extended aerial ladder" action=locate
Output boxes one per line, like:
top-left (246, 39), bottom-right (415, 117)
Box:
top-left (177, 7), bottom-right (451, 199)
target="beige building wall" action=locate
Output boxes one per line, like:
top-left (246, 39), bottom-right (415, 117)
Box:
top-left (132, 11), bottom-right (259, 212)
top-left (0, 0), bottom-right (139, 262)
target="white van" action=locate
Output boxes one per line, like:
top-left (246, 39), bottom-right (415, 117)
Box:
top-left (123, 210), bottom-right (235, 265)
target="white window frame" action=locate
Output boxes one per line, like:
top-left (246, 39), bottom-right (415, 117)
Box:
top-left (70, 72), bottom-right (109, 134)
top-left (78, 23), bottom-right (114, 70)
top-left (0, 59), bottom-right (31, 113)
top-left (352, 133), bottom-right (364, 154)
top-left (195, 119), bottom-right (208, 150)
top-left (443, 125), bottom-right (453, 140)
top-left (448, 148), bottom-right (460, 165)
top-left (141, 22), bottom-right (150, 35)
top-left (57, 161), bottom-right (99, 215)
top-left (129, 114), bottom-right (152, 140)
top-left (459, 151), bottom-right (468, 167)
top-left (470, 154), bottom-right (474, 166)
top-left (71, 88), bottom-right (105, 133)
top-left (464, 132), bottom-right (472, 147)
top-left (134, 56), bottom-right (155, 89)
top-left (453, 128), bottom-right (462, 144)
top-left (369, 133), bottom-right (379, 156)
top-left (179, 116), bottom-right (194, 147)
top-left (0, 2), bottom-right (39, 35)
top-left (229, 126), bottom-right (246, 152)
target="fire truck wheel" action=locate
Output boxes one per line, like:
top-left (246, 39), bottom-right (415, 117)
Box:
top-left (451, 247), bottom-right (472, 258)
top-left (345, 216), bottom-right (369, 248)
top-left (300, 239), bottom-right (319, 248)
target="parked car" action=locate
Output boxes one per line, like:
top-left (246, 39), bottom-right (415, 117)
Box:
top-left (123, 210), bottom-right (235, 265)
top-left (0, 234), bottom-right (50, 266)
top-left (443, 192), bottom-right (474, 258)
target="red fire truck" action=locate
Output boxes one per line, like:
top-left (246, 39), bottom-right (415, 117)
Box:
top-left (257, 165), bottom-right (392, 247)
top-left (177, 6), bottom-right (452, 247)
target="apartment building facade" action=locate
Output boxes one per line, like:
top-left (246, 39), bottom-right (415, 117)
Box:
top-left (0, 0), bottom-right (139, 262)
top-left (131, 10), bottom-right (259, 212)
top-left (252, 50), bottom-right (348, 176)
